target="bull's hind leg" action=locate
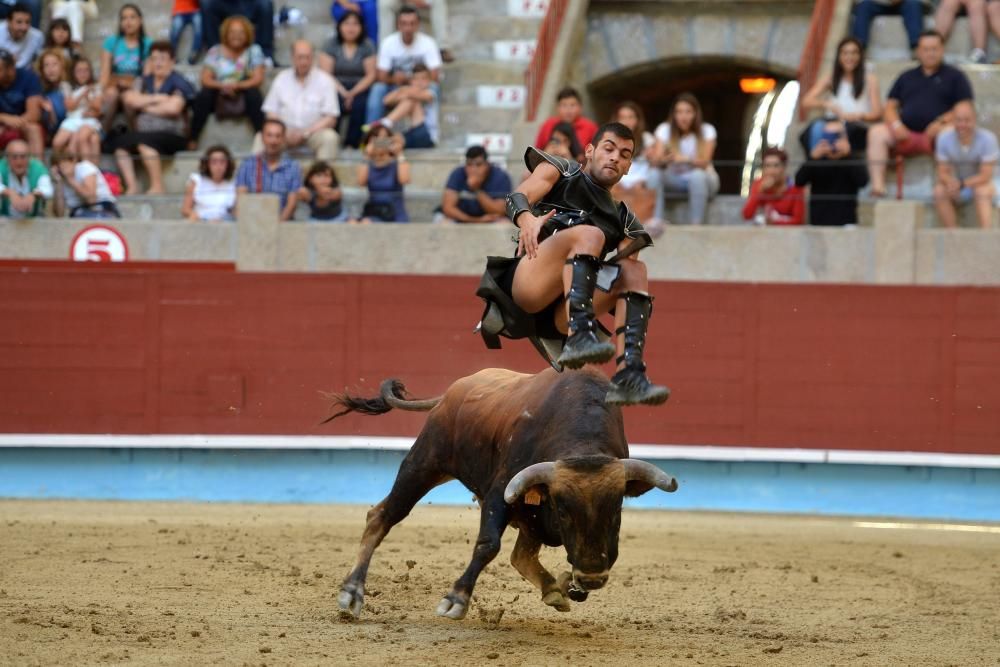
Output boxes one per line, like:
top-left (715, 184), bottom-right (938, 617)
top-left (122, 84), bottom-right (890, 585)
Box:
top-left (510, 530), bottom-right (572, 612)
top-left (338, 449), bottom-right (448, 619)
top-left (436, 493), bottom-right (510, 620)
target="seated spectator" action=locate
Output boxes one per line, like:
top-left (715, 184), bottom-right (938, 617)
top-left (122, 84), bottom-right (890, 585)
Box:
top-left (53, 56), bottom-right (101, 161)
top-left (49, 0), bottom-right (97, 50)
top-left (297, 160), bottom-right (347, 222)
top-left (99, 4), bottom-right (152, 132)
top-left (375, 62), bottom-right (436, 149)
top-left (201, 0), bottom-right (274, 63)
top-left (357, 123), bottom-right (408, 222)
top-left (933, 100), bottom-right (997, 228)
top-left (331, 0), bottom-right (379, 45)
top-left (533, 87), bottom-right (598, 153)
top-left (0, 0), bottom-right (40, 28)
top-left (610, 100), bottom-right (660, 227)
top-left (0, 49), bottom-right (43, 157)
top-left (990, 1), bottom-right (1000, 45)
top-left (794, 119), bottom-right (870, 226)
top-left (934, 0), bottom-right (989, 63)
top-left (112, 41), bottom-right (195, 195)
top-left (37, 49), bottom-right (69, 140)
top-left (50, 149), bottom-right (119, 218)
top-left (867, 30), bottom-right (973, 196)
top-left (258, 40), bottom-right (340, 161)
top-left (0, 3), bottom-right (42, 68)
top-left (44, 17), bottom-right (77, 63)
top-left (235, 118), bottom-right (301, 221)
top-left (800, 37), bottom-right (882, 153)
top-left (366, 5), bottom-right (441, 127)
top-left (378, 0), bottom-right (452, 63)
top-left (183, 144), bottom-right (237, 222)
top-left (851, 0), bottom-right (926, 52)
top-left (543, 121), bottom-right (583, 162)
top-left (742, 147), bottom-right (805, 225)
top-left (0, 137), bottom-right (50, 217)
top-left (169, 0), bottom-right (202, 66)
top-left (320, 9), bottom-right (376, 149)
top-left (649, 92), bottom-right (719, 225)
top-left (434, 145), bottom-right (510, 224)
top-left (189, 15), bottom-right (266, 148)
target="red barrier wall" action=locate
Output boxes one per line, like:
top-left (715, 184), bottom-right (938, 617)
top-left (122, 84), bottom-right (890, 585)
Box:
top-left (1, 263), bottom-right (999, 454)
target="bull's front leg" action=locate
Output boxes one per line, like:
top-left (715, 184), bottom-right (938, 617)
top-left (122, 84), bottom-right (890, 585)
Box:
top-left (436, 493), bottom-right (509, 620)
top-left (510, 529), bottom-right (573, 612)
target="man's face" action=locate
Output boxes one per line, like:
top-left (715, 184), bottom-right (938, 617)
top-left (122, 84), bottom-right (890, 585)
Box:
top-left (953, 103), bottom-right (976, 137)
top-left (557, 97), bottom-right (582, 123)
top-left (585, 132), bottom-right (634, 188)
top-left (916, 35), bottom-right (944, 69)
top-left (262, 123), bottom-right (286, 154)
top-left (6, 142), bottom-right (28, 176)
top-left (148, 50), bottom-right (174, 77)
top-left (7, 12), bottom-right (31, 41)
top-left (464, 156), bottom-right (488, 182)
top-left (292, 44), bottom-right (313, 77)
top-left (398, 12), bottom-right (419, 41)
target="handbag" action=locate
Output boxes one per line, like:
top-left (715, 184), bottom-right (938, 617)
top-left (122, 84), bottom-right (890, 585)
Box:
top-left (215, 91), bottom-right (246, 119)
top-left (361, 200), bottom-right (396, 222)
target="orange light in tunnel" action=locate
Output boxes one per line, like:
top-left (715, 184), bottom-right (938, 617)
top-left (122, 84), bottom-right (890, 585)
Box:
top-left (740, 77), bottom-right (777, 94)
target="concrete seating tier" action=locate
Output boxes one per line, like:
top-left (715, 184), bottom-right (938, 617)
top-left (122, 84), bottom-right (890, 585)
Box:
top-left (867, 15), bottom-right (1000, 63)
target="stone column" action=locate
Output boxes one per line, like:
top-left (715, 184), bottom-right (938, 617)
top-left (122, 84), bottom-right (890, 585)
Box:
top-left (873, 200), bottom-right (923, 284)
top-left (236, 193), bottom-right (280, 271)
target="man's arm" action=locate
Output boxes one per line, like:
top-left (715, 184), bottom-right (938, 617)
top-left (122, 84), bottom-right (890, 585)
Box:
top-left (22, 96), bottom-right (42, 123)
top-left (440, 188), bottom-right (477, 222)
top-left (511, 161), bottom-right (561, 258)
top-left (475, 189), bottom-right (507, 217)
top-left (280, 190), bottom-right (298, 221)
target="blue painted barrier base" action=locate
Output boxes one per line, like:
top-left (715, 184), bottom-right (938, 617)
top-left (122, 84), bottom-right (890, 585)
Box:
top-left (1, 448), bottom-right (998, 522)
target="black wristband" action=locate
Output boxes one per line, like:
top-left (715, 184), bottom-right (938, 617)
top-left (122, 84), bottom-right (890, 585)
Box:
top-left (505, 192), bottom-right (530, 227)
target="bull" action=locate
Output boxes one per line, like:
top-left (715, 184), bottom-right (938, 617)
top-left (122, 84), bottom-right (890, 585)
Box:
top-left (326, 367), bottom-right (678, 620)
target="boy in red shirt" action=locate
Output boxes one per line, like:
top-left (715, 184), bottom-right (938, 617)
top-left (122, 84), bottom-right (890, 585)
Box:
top-left (742, 147), bottom-right (805, 225)
top-left (533, 86), bottom-right (598, 152)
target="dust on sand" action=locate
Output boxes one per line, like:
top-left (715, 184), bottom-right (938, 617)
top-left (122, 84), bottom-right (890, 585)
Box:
top-left (1, 500), bottom-right (998, 666)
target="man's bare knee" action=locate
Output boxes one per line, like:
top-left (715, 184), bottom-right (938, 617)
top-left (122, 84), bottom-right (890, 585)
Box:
top-left (616, 258), bottom-right (648, 292)
top-left (565, 225), bottom-right (605, 255)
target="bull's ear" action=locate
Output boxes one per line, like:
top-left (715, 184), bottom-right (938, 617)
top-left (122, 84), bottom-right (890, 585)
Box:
top-left (522, 485), bottom-right (546, 506)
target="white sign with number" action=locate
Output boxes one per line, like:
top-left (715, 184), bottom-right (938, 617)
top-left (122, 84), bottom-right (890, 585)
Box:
top-left (70, 225), bottom-right (129, 262)
top-left (477, 85), bottom-right (526, 109)
top-left (493, 40), bottom-right (536, 62)
top-left (507, 0), bottom-right (548, 18)
top-left (466, 133), bottom-right (513, 154)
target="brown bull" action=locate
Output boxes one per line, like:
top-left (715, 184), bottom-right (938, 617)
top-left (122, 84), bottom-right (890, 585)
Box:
top-left (326, 367), bottom-right (678, 620)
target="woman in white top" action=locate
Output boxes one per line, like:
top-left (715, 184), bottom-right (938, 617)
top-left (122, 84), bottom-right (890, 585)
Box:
top-left (182, 145), bottom-right (237, 222)
top-left (610, 100), bottom-right (663, 233)
top-left (51, 149), bottom-right (119, 218)
top-left (799, 36), bottom-right (882, 152)
top-left (648, 92), bottom-right (719, 225)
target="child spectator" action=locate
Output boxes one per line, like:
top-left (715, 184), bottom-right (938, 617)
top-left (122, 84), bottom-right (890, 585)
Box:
top-left (0, 137), bottom-right (51, 217)
top-left (374, 62), bottom-right (436, 149)
top-left (320, 9), bottom-right (376, 149)
top-left (297, 160), bottom-right (347, 222)
top-left (52, 56), bottom-right (101, 161)
top-left (934, 0), bottom-right (990, 63)
top-left (49, 0), bottom-right (97, 50)
top-left (434, 145), bottom-right (511, 224)
top-left (100, 4), bottom-right (152, 132)
top-left (357, 124), bottom-right (408, 222)
top-left (794, 119), bottom-right (871, 226)
top-left (37, 49), bottom-right (69, 139)
top-left (0, 3), bottom-right (43, 68)
top-left (169, 0), bottom-right (202, 65)
top-left (933, 100), bottom-right (998, 228)
top-left (743, 147), bottom-right (805, 225)
top-left (542, 121), bottom-right (583, 162)
top-left (183, 144), bottom-right (237, 222)
top-left (50, 148), bottom-right (119, 217)
top-left (533, 86), bottom-right (598, 153)
top-left (44, 17), bottom-right (77, 63)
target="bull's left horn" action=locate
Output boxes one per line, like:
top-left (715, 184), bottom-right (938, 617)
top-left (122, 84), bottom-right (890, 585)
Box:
top-left (622, 459), bottom-right (678, 493)
top-left (504, 462), bottom-right (556, 504)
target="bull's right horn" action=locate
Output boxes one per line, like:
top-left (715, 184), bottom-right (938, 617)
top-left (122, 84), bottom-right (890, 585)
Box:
top-left (622, 459), bottom-right (679, 493)
top-left (504, 462), bottom-right (556, 504)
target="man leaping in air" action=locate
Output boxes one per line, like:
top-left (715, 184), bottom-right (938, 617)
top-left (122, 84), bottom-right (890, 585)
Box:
top-left (476, 121), bottom-right (670, 406)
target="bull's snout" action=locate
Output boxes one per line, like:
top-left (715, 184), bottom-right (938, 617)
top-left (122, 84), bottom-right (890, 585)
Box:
top-left (573, 570), bottom-right (609, 591)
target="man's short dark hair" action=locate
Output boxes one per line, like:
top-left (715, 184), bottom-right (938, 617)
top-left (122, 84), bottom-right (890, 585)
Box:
top-left (591, 122), bottom-right (635, 148)
top-left (398, 4), bottom-right (419, 20)
top-left (412, 62), bottom-right (429, 75)
top-left (918, 29), bottom-right (944, 44)
top-left (9, 3), bottom-right (32, 19)
top-left (556, 87), bottom-right (581, 103)
top-left (263, 117), bottom-right (287, 134)
top-left (0, 49), bottom-right (15, 67)
top-left (465, 145), bottom-right (488, 161)
top-left (149, 40), bottom-right (174, 59)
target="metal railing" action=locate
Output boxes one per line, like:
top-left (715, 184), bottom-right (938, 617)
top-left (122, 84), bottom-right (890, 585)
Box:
top-left (525, 0), bottom-right (569, 123)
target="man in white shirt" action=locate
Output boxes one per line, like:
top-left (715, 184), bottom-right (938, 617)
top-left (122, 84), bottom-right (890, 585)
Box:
top-left (365, 5), bottom-right (441, 126)
top-left (257, 40), bottom-right (341, 161)
top-left (378, 0), bottom-right (452, 62)
top-left (0, 3), bottom-right (43, 68)
top-left (0, 138), bottom-right (50, 217)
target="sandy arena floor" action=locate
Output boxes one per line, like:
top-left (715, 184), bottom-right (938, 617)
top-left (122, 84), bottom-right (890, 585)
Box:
top-left (1, 500), bottom-right (998, 666)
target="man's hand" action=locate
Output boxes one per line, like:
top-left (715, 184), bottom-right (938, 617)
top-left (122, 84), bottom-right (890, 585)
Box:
top-left (515, 209), bottom-right (556, 260)
top-left (58, 161), bottom-right (75, 180)
top-left (810, 139), bottom-right (831, 160)
top-left (286, 129), bottom-right (304, 145)
top-left (466, 171), bottom-right (484, 192)
top-left (760, 173), bottom-right (777, 191)
top-left (221, 82), bottom-right (238, 97)
top-left (11, 192), bottom-right (34, 213)
top-left (1, 114), bottom-right (25, 129)
top-left (891, 120), bottom-right (909, 142)
top-left (945, 176), bottom-right (962, 198)
top-left (391, 71), bottom-right (408, 86)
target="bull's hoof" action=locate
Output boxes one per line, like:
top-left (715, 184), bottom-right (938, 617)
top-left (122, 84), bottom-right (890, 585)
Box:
top-left (337, 583), bottom-right (364, 618)
top-left (435, 595), bottom-right (468, 620)
top-left (542, 590), bottom-right (571, 612)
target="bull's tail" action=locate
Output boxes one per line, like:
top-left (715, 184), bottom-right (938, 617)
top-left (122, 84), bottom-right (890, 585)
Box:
top-left (322, 378), bottom-right (443, 423)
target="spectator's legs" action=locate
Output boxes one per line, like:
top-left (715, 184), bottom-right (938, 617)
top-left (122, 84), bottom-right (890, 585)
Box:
top-left (362, 0), bottom-right (380, 45)
top-left (24, 122), bottom-right (43, 159)
top-left (933, 183), bottom-right (958, 227)
top-left (170, 13), bottom-right (188, 52)
top-left (974, 183), bottom-right (996, 228)
top-left (189, 88), bottom-right (219, 143)
top-left (899, 0), bottom-right (925, 48)
top-left (200, 0), bottom-right (225, 51)
top-left (343, 90), bottom-right (369, 148)
top-left (137, 144), bottom-right (164, 194)
top-left (646, 167), bottom-right (666, 222)
top-left (247, 0), bottom-right (275, 59)
top-left (866, 122), bottom-right (893, 196)
top-left (684, 168), bottom-right (719, 225)
top-left (850, 0), bottom-right (883, 47)
top-left (988, 0), bottom-right (1000, 38)
top-left (934, 0), bottom-right (961, 39)
top-left (101, 86), bottom-right (121, 133)
top-left (78, 125), bottom-right (100, 163)
top-left (25, 0), bottom-right (41, 28)
top-left (243, 88), bottom-right (265, 132)
top-left (307, 129), bottom-right (340, 161)
top-left (191, 11), bottom-right (203, 55)
top-left (52, 128), bottom-right (72, 152)
top-left (366, 82), bottom-right (392, 126)
top-left (383, 97), bottom-right (416, 124)
top-left (430, 0), bottom-right (452, 51)
top-left (965, 0), bottom-right (990, 53)
top-left (378, 0), bottom-right (400, 42)
top-left (115, 148), bottom-right (140, 195)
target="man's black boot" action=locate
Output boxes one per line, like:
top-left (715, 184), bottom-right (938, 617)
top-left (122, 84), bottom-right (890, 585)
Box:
top-left (556, 254), bottom-right (616, 369)
top-left (605, 292), bottom-right (670, 406)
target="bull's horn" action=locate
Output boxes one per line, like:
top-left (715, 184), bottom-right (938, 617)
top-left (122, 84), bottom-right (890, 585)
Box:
top-left (622, 459), bottom-right (678, 493)
top-left (504, 462), bottom-right (556, 504)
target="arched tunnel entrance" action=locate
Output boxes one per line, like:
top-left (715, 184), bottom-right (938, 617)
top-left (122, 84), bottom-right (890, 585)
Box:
top-left (589, 58), bottom-right (799, 196)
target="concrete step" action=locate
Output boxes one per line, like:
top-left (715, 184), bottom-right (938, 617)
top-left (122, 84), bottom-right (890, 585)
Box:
top-left (867, 15), bottom-right (1000, 62)
top-left (438, 105), bottom-right (522, 147)
top-left (441, 61), bottom-right (526, 96)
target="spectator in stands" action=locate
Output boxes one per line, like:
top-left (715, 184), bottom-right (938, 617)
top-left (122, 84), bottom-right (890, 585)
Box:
top-left (867, 30), bottom-right (973, 196)
top-left (189, 15), bottom-right (266, 148)
top-left (0, 49), bottom-right (42, 157)
top-left (378, 0), bottom-right (453, 63)
top-left (357, 123), bottom-right (408, 222)
top-left (794, 119), bottom-right (870, 226)
top-left (43, 18), bottom-right (77, 63)
top-left (373, 62), bottom-right (436, 149)
top-left (367, 5), bottom-right (441, 126)
top-left (933, 100), bottom-right (997, 228)
top-left (37, 49), bottom-right (69, 141)
top-left (611, 100), bottom-right (661, 230)
top-left (320, 9), bottom-right (376, 149)
top-left (934, 0), bottom-right (990, 63)
top-left (543, 121), bottom-right (583, 162)
top-left (50, 148), bottom-right (119, 217)
top-left (851, 0), bottom-right (925, 52)
top-left (258, 40), bottom-right (340, 161)
top-left (989, 1), bottom-right (1000, 48)
top-left (434, 145), bottom-right (510, 224)
top-left (533, 87), bottom-right (598, 154)
top-left (183, 144), bottom-right (237, 222)
top-left (0, 4), bottom-right (42, 68)
top-left (0, 0), bottom-right (39, 28)
top-left (743, 147), bottom-right (805, 225)
top-left (649, 92), bottom-right (719, 225)
top-left (799, 37), bottom-right (882, 153)
top-left (297, 160), bottom-right (347, 222)
top-left (53, 56), bottom-right (101, 161)
top-left (0, 137), bottom-right (50, 217)
top-left (235, 118), bottom-right (301, 221)
top-left (49, 0), bottom-right (97, 50)
top-left (201, 0), bottom-right (275, 63)
top-left (100, 4), bottom-right (152, 133)
top-left (331, 0), bottom-right (379, 45)
top-left (170, 0), bottom-right (202, 65)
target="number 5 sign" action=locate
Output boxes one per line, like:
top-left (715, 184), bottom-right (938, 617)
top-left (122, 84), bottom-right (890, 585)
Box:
top-left (69, 225), bottom-right (130, 262)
